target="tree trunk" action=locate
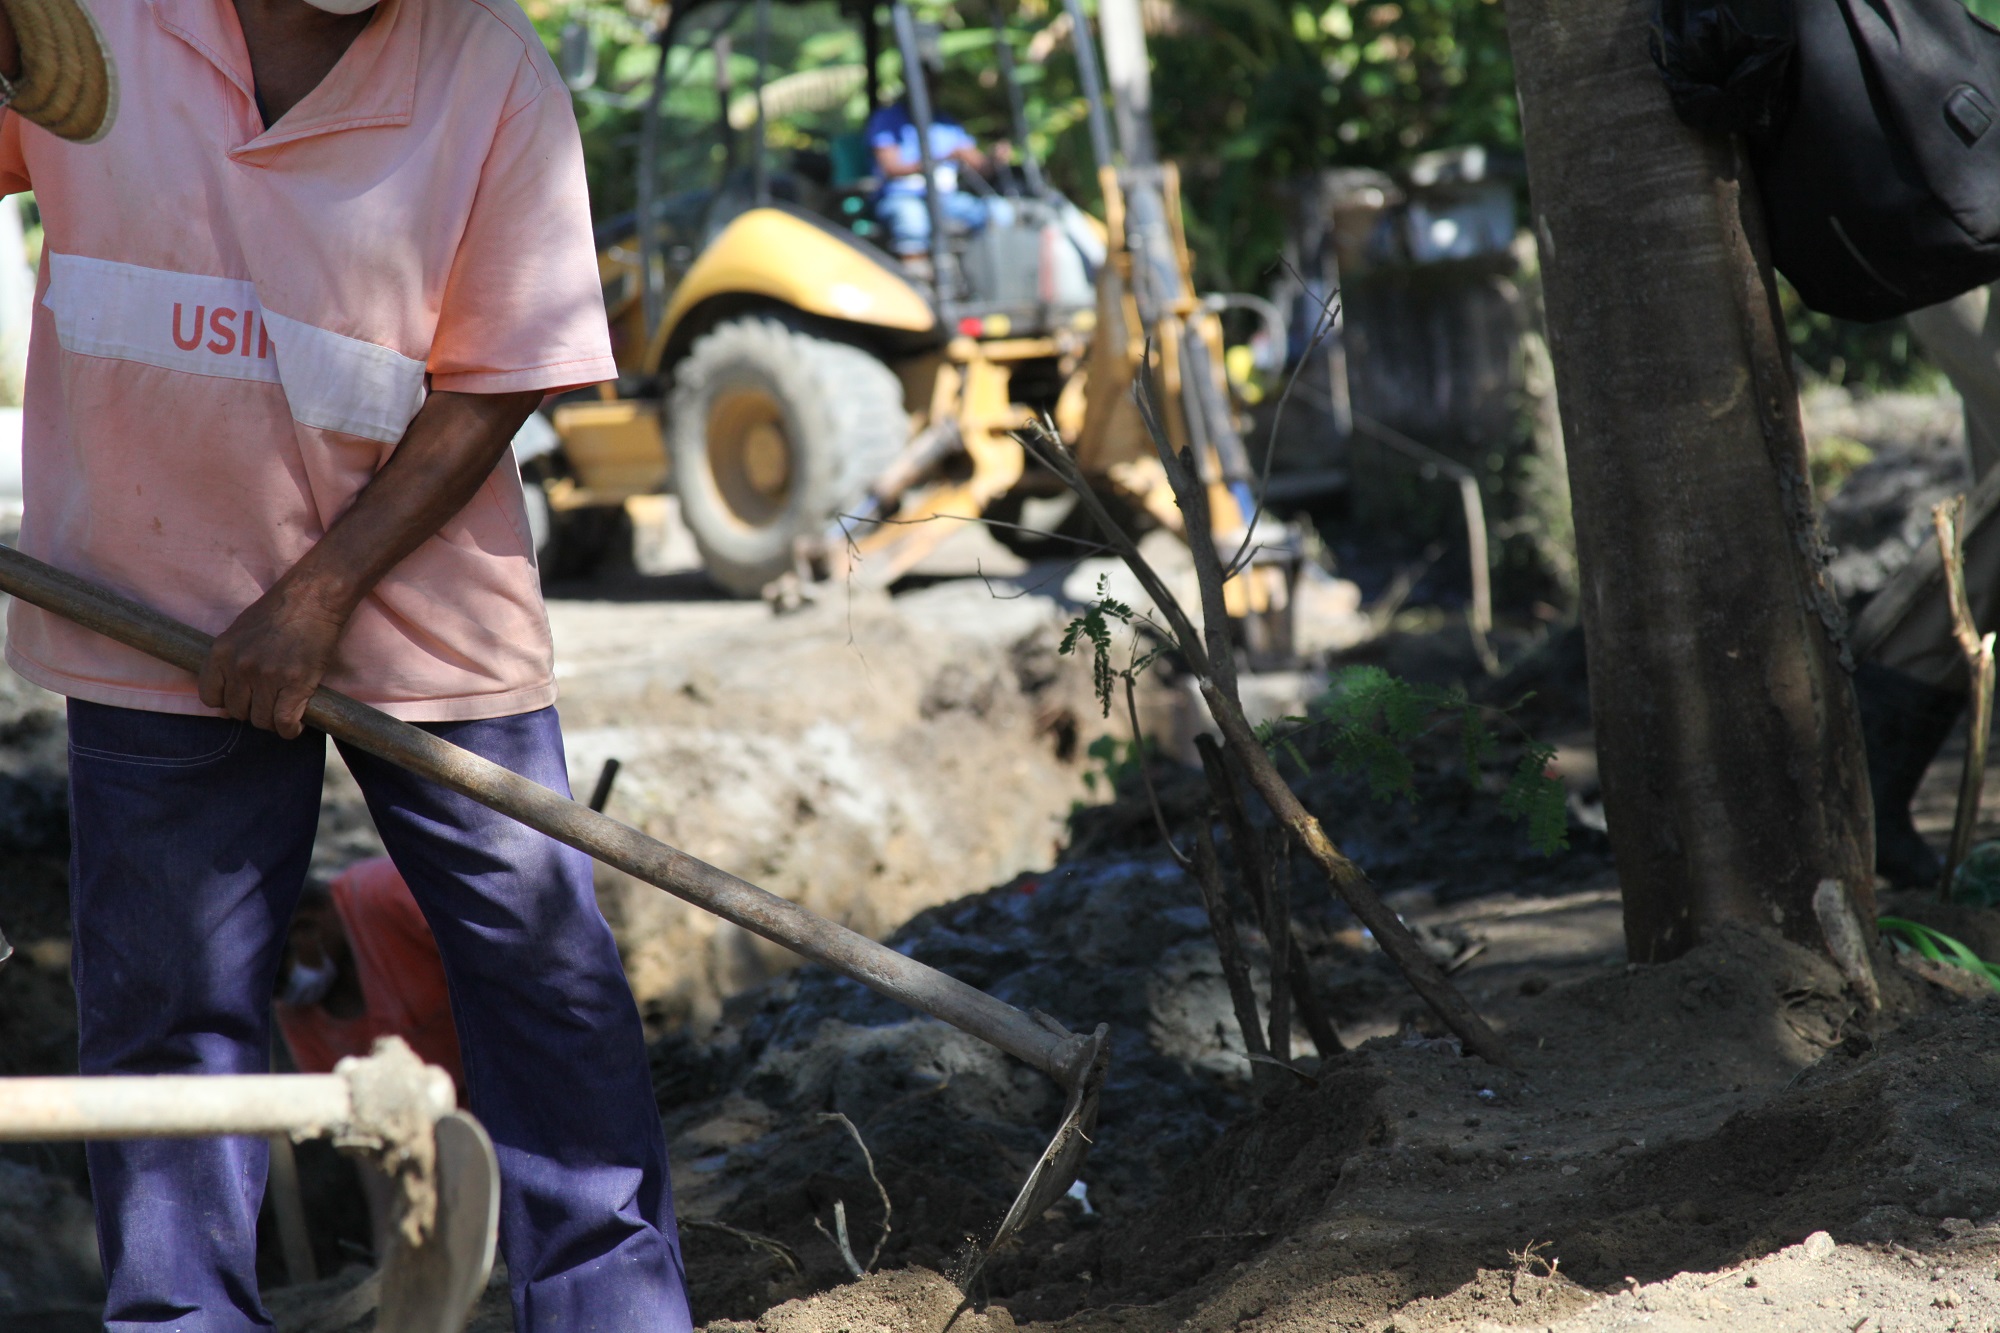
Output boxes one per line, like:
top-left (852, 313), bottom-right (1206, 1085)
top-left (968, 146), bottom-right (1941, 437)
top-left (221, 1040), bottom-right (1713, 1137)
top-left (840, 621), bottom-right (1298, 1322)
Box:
top-left (1506, 0), bottom-right (1875, 958)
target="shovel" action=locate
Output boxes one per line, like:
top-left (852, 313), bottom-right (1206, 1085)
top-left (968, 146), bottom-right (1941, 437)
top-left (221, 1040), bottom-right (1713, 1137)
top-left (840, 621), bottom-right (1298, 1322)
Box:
top-left (0, 545), bottom-right (1110, 1271)
top-left (0, 1039), bottom-right (497, 1333)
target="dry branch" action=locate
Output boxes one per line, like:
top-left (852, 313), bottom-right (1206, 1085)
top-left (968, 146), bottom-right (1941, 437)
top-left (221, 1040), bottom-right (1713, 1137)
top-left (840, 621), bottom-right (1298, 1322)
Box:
top-left (1194, 735), bottom-right (1311, 1063)
top-left (1261, 827), bottom-right (1295, 1062)
top-left (1191, 822), bottom-right (1270, 1061)
top-left (1935, 496), bottom-right (1996, 890)
top-left (1019, 405), bottom-right (1513, 1068)
top-left (682, 1219), bottom-right (802, 1275)
top-left (1198, 677), bottom-right (1513, 1067)
top-left (817, 1111), bottom-right (893, 1272)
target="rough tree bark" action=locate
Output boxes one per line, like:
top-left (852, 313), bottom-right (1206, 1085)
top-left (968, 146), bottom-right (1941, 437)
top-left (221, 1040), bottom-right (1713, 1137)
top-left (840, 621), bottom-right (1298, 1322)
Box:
top-left (1506, 0), bottom-right (1875, 958)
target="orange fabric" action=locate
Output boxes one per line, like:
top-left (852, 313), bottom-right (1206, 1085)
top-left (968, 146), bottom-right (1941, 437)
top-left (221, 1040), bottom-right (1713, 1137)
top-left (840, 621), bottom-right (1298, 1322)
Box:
top-left (276, 856), bottom-right (465, 1097)
top-left (0, 0), bottom-right (615, 719)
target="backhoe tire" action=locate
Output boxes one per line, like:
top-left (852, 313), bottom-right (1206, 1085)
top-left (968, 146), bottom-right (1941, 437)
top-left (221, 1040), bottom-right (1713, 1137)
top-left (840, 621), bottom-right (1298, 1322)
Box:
top-left (669, 317), bottom-right (907, 597)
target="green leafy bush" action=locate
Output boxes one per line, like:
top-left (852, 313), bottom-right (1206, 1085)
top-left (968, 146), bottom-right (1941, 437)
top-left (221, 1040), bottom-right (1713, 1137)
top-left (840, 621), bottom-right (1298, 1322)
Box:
top-left (1258, 665), bottom-right (1568, 854)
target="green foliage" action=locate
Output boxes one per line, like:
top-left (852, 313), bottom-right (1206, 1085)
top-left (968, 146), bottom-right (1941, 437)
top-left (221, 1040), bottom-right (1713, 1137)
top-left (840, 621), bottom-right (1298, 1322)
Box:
top-left (1257, 665), bottom-right (1569, 854)
top-left (1057, 576), bottom-right (1166, 716)
top-left (1499, 741), bottom-right (1565, 857)
top-left (537, 0), bottom-right (1520, 293)
top-left (1082, 733), bottom-right (1151, 795)
top-left (1058, 584), bottom-right (1570, 852)
top-left (1878, 917), bottom-right (2000, 994)
top-left (1155, 0), bottom-right (1520, 289)
top-left (1778, 274), bottom-right (1939, 393)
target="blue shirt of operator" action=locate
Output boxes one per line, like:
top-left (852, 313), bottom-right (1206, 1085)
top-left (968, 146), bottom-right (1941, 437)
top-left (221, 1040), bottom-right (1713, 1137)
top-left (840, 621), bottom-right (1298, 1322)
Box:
top-left (865, 103), bottom-right (974, 195)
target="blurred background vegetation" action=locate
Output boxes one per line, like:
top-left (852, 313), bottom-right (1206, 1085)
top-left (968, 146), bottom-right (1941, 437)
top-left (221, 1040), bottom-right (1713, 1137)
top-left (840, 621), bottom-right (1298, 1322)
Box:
top-left (523, 0), bottom-right (1937, 392)
top-left (528, 0), bottom-right (1516, 295)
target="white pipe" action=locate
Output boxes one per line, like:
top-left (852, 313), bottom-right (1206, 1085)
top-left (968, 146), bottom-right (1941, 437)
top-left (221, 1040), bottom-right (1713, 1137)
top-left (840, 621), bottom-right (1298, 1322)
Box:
top-left (0, 1075), bottom-right (355, 1141)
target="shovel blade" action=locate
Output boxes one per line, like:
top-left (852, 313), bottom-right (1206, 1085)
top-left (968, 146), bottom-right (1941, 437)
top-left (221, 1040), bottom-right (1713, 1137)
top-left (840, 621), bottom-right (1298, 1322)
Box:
top-left (378, 1111), bottom-right (500, 1333)
top-left (976, 1023), bottom-right (1109, 1278)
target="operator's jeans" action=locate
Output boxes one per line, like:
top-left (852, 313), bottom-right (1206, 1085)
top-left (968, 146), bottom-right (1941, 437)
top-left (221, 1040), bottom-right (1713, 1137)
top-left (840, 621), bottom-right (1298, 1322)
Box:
top-left (875, 188), bottom-right (996, 254)
top-left (66, 701), bottom-right (690, 1333)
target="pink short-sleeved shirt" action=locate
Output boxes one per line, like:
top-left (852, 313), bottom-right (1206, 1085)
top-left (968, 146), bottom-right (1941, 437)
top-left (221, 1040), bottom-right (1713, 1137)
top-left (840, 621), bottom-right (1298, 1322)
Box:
top-left (0, 0), bottom-right (616, 720)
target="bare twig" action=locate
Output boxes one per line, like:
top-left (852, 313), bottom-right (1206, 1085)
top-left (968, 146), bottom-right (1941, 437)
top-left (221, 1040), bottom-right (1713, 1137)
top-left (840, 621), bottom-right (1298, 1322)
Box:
top-left (1246, 1052), bottom-right (1316, 1084)
top-left (1265, 834), bottom-right (1343, 1056)
top-left (1261, 825), bottom-right (1293, 1062)
top-left (813, 1200), bottom-right (863, 1278)
top-left (1202, 743), bottom-right (1340, 1058)
top-left (1197, 678), bottom-right (1513, 1066)
top-left (1193, 735), bottom-right (1291, 1061)
top-left (1221, 259), bottom-right (1341, 581)
top-left (1015, 422), bottom-right (1211, 677)
top-left (1132, 353), bottom-right (1243, 714)
top-left (1935, 495), bottom-right (1996, 891)
top-left (817, 1111), bottom-right (893, 1271)
top-left (682, 1218), bottom-right (803, 1275)
top-left (1124, 673), bottom-right (1189, 866)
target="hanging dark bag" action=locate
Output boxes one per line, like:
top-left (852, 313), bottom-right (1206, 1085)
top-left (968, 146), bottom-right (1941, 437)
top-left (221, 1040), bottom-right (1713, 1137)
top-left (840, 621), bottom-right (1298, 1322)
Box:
top-left (1653, 0), bottom-right (2000, 322)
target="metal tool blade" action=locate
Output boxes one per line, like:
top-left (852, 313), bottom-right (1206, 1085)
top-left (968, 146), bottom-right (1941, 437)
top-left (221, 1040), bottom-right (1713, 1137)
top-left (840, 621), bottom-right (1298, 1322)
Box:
top-left (377, 1111), bottom-right (500, 1333)
top-left (959, 1022), bottom-right (1109, 1293)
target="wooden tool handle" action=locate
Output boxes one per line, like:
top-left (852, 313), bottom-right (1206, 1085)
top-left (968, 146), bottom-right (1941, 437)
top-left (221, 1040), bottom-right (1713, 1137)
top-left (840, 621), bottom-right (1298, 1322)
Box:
top-left (0, 545), bottom-right (1088, 1085)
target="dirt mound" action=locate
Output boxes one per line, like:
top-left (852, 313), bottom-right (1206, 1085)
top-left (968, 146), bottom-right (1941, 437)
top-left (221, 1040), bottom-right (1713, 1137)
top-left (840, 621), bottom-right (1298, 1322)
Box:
top-left (693, 923), bottom-right (1999, 1333)
top-left (1000, 927), bottom-right (1992, 1329)
top-left (529, 583), bottom-right (1099, 1032)
top-left (705, 1267), bottom-right (1016, 1333)
top-left (651, 850), bottom-right (1276, 1320)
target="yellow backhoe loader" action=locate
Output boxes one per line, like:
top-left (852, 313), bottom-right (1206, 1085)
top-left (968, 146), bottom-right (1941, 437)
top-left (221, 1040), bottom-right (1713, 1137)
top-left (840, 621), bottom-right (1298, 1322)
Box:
top-left (532, 0), bottom-right (1296, 654)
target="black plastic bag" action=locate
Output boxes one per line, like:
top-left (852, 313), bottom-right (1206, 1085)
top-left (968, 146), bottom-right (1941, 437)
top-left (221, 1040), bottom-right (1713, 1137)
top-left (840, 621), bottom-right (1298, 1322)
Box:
top-left (1649, 0), bottom-right (1797, 136)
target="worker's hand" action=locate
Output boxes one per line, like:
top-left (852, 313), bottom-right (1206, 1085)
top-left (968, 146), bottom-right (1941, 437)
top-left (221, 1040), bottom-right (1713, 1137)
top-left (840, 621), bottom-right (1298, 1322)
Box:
top-left (198, 582), bottom-right (350, 740)
top-left (196, 388), bottom-right (535, 739)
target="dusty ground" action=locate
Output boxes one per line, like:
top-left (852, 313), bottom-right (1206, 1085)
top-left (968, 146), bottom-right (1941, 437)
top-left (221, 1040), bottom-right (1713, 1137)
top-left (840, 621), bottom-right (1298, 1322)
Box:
top-left (12, 392), bottom-right (2000, 1333)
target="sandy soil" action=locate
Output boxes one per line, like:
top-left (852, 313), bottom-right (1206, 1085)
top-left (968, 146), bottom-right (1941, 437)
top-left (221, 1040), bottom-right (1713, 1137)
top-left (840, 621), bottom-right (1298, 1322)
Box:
top-left (691, 922), bottom-right (2000, 1333)
top-left (311, 567), bottom-right (1110, 1032)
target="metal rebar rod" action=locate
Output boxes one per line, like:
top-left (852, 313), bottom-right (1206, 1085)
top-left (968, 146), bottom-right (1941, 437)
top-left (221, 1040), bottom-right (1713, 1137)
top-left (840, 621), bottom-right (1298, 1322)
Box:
top-left (750, 0), bottom-right (771, 206)
top-left (987, 0), bottom-right (1046, 198)
top-left (891, 1), bottom-right (952, 312)
top-left (1059, 0), bottom-right (1116, 175)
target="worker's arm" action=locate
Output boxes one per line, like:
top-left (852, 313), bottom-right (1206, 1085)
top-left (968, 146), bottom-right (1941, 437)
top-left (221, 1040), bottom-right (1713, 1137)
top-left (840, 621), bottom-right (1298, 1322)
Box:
top-left (875, 141), bottom-right (991, 177)
top-left (873, 142), bottom-right (923, 178)
top-left (198, 389), bottom-right (542, 738)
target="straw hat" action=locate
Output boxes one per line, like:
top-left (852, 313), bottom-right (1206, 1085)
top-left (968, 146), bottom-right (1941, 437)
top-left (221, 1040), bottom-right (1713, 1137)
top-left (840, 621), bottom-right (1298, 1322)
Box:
top-left (0, 0), bottom-right (117, 144)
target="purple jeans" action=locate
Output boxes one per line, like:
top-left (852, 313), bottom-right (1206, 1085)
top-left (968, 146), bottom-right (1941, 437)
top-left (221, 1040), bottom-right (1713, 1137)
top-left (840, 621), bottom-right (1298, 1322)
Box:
top-left (66, 701), bottom-right (690, 1332)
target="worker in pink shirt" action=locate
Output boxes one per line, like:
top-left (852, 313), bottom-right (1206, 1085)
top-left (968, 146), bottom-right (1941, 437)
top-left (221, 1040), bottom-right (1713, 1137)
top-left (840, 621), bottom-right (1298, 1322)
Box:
top-left (0, 0), bottom-right (691, 1328)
